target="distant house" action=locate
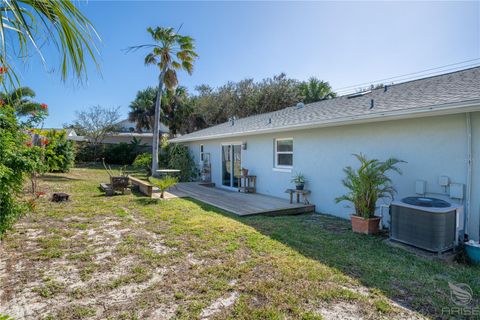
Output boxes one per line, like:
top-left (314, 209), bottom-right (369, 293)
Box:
top-left (115, 119), bottom-right (141, 133)
top-left (172, 67), bottom-right (480, 241)
top-left (67, 119), bottom-right (170, 146)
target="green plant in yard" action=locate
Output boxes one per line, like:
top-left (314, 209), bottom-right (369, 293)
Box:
top-left (161, 141), bottom-right (198, 182)
top-left (104, 142), bottom-right (135, 165)
top-left (335, 153), bottom-right (404, 219)
top-left (0, 105), bottom-right (39, 234)
top-left (36, 129), bottom-right (75, 172)
top-left (133, 153), bottom-right (152, 176)
top-left (74, 142), bottom-right (105, 163)
top-left (104, 138), bottom-right (147, 165)
top-left (149, 175), bottom-right (178, 198)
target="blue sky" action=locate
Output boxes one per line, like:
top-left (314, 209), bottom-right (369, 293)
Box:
top-left (20, 1), bottom-right (480, 128)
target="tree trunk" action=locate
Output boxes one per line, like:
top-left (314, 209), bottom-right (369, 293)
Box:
top-left (152, 70), bottom-right (166, 177)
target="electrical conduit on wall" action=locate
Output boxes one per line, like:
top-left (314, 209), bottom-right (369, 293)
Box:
top-left (465, 113), bottom-right (473, 240)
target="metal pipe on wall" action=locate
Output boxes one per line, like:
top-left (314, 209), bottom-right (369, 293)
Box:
top-left (465, 112), bottom-right (472, 240)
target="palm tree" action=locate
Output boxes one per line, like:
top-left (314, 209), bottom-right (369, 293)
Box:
top-left (129, 27), bottom-right (197, 175)
top-left (161, 86), bottom-right (192, 136)
top-left (299, 78), bottom-right (336, 104)
top-left (0, 86), bottom-right (44, 116)
top-left (0, 0), bottom-right (99, 87)
top-left (335, 154), bottom-right (405, 219)
top-left (128, 87), bottom-right (157, 132)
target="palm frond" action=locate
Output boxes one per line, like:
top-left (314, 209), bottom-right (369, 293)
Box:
top-left (0, 0), bottom-right (100, 85)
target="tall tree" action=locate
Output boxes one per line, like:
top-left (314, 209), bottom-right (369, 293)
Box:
top-left (0, 86), bottom-right (48, 126)
top-left (128, 86), bottom-right (192, 135)
top-left (191, 74), bottom-right (303, 127)
top-left (129, 26), bottom-right (197, 175)
top-left (128, 87), bottom-right (157, 132)
top-left (71, 105), bottom-right (121, 161)
top-left (299, 78), bottom-right (336, 104)
top-left (0, 0), bottom-right (99, 87)
top-left (161, 86), bottom-right (192, 136)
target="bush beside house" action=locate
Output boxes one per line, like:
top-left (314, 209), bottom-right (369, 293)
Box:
top-left (161, 141), bottom-right (197, 182)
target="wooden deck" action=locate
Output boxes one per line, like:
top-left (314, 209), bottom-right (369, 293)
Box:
top-left (168, 182), bottom-right (315, 216)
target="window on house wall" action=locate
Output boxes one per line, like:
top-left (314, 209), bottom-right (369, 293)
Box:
top-left (275, 138), bottom-right (293, 168)
top-left (200, 144), bottom-right (204, 162)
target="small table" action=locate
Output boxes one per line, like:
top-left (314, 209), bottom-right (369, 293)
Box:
top-left (285, 189), bottom-right (311, 204)
top-left (239, 175), bottom-right (256, 193)
top-left (156, 169), bottom-right (181, 176)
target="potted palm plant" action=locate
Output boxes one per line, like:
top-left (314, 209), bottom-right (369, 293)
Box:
top-left (291, 172), bottom-right (306, 190)
top-left (335, 154), bottom-right (404, 234)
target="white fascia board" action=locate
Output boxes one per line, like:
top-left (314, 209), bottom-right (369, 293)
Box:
top-left (171, 99), bottom-right (480, 143)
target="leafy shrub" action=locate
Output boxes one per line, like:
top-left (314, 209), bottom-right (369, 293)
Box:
top-left (161, 141), bottom-right (197, 182)
top-left (76, 138), bottom-right (148, 165)
top-left (104, 142), bottom-right (137, 165)
top-left (133, 153), bottom-right (152, 176)
top-left (0, 105), bottom-right (39, 234)
top-left (36, 129), bottom-right (75, 172)
top-left (149, 175), bottom-right (178, 198)
top-left (74, 142), bottom-right (105, 163)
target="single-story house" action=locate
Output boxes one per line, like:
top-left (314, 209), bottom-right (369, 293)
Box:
top-left (172, 67), bottom-right (480, 241)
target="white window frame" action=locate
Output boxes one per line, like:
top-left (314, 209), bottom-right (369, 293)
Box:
top-left (274, 138), bottom-right (293, 169)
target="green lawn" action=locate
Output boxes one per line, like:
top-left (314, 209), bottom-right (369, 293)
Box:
top-left (0, 167), bottom-right (478, 319)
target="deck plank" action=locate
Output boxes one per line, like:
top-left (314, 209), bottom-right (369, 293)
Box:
top-left (169, 182), bottom-right (315, 216)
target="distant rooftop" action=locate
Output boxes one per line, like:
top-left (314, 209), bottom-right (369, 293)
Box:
top-left (116, 119), bottom-right (169, 134)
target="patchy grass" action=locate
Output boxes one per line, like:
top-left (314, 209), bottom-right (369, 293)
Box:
top-left (0, 167), bottom-right (479, 319)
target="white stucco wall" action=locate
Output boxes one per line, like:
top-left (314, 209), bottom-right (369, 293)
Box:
top-left (186, 112), bottom-right (480, 241)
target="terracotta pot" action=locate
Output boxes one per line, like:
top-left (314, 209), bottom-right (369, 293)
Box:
top-left (350, 215), bottom-right (381, 234)
top-left (242, 168), bottom-right (249, 176)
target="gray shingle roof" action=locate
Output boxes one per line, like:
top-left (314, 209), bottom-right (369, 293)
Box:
top-left (172, 67), bottom-right (480, 142)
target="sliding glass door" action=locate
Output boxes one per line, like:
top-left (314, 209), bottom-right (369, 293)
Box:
top-left (222, 144), bottom-right (241, 188)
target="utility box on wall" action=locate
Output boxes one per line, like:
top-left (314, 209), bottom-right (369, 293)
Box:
top-left (450, 183), bottom-right (464, 199)
top-left (438, 176), bottom-right (450, 187)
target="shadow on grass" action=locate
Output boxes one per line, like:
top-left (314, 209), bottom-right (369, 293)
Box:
top-left (134, 198), bottom-right (159, 206)
top-left (177, 197), bottom-right (480, 319)
top-left (41, 174), bottom-right (82, 182)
